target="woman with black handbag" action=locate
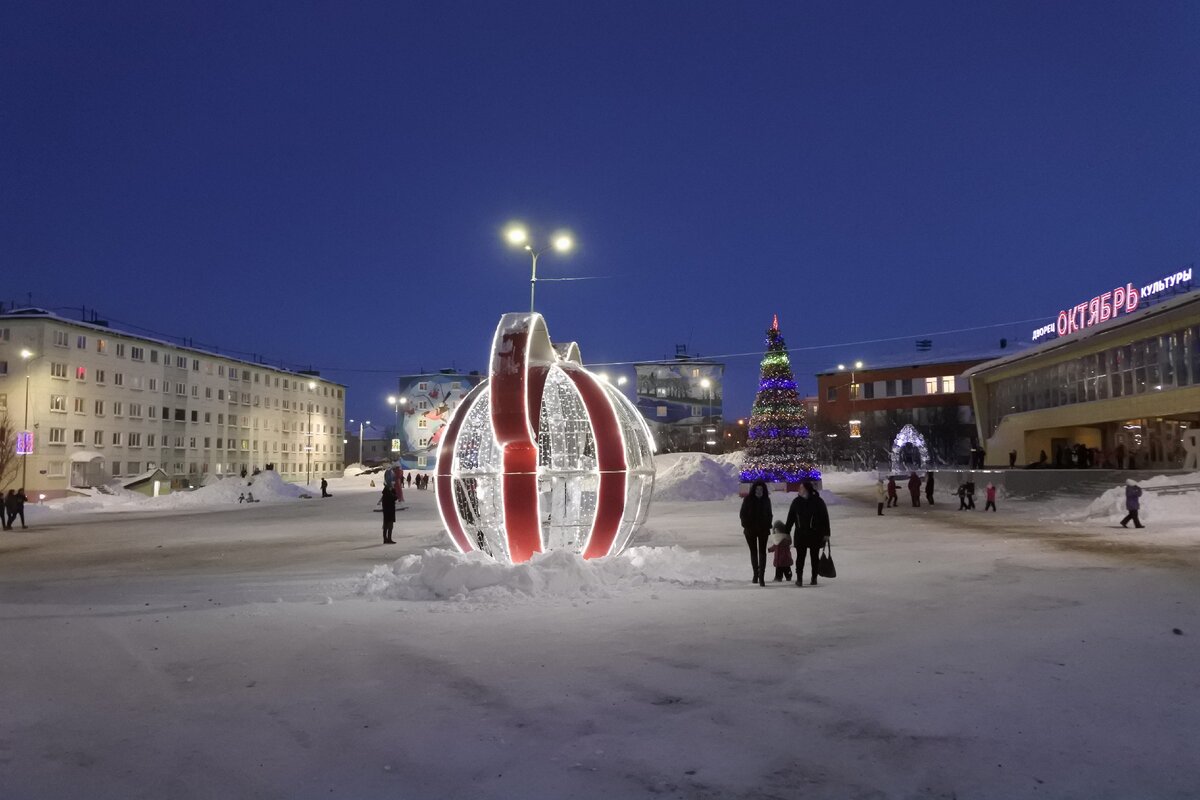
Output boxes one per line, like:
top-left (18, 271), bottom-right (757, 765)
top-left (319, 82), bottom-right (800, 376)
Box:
top-left (785, 480), bottom-right (830, 587)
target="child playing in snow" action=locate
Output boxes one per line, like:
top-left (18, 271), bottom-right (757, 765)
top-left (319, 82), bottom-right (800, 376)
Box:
top-left (984, 483), bottom-right (997, 512)
top-left (768, 521), bottom-right (794, 583)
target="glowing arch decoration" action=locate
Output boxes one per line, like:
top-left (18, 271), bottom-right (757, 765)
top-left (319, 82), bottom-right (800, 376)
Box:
top-left (435, 313), bottom-right (657, 564)
top-left (890, 424), bottom-right (930, 474)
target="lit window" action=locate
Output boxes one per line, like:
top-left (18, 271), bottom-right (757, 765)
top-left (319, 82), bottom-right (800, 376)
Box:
top-left (941, 376), bottom-right (956, 393)
top-left (76, 366), bottom-right (86, 380)
top-left (925, 377), bottom-right (939, 394)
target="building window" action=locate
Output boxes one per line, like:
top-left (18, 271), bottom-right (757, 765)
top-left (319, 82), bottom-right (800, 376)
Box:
top-left (96, 339), bottom-right (107, 354)
top-left (128, 433), bottom-right (141, 448)
top-left (94, 430), bottom-right (104, 446)
top-left (176, 356), bottom-right (187, 369)
top-left (113, 402), bottom-right (123, 416)
top-left (76, 335), bottom-right (87, 349)
top-left (127, 462), bottom-right (141, 474)
top-left (49, 427), bottom-right (65, 444)
top-left (50, 362), bottom-right (67, 378)
top-left (50, 395), bottom-right (67, 412)
top-left (72, 397), bottom-right (85, 413)
top-left (76, 366), bottom-right (86, 381)
top-left (827, 386), bottom-right (838, 402)
top-left (73, 429), bottom-right (84, 444)
top-left (113, 372), bottom-right (123, 386)
top-left (130, 403), bottom-right (142, 418)
top-left (131, 346), bottom-right (144, 361)
top-left (48, 460), bottom-right (65, 476)
top-left (116, 343), bottom-right (126, 357)
top-left (111, 462), bottom-right (122, 476)
top-left (901, 378), bottom-right (913, 396)
top-left (924, 377), bottom-right (939, 394)
top-left (112, 432), bottom-right (122, 446)
top-left (657, 405), bottom-right (668, 417)
top-left (941, 375), bottom-right (956, 393)
top-left (150, 351), bottom-right (158, 364)
top-left (174, 408), bottom-right (186, 422)
top-left (147, 434), bottom-right (156, 447)
top-left (862, 382), bottom-right (875, 400)
top-left (94, 400), bottom-right (104, 416)
top-left (848, 383), bottom-right (859, 401)
top-left (54, 330), bottom-right (69, 347)
top-left (192, 359), bottom-right (200, 371)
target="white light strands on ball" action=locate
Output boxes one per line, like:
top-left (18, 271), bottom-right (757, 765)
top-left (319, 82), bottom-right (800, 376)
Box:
top-left (435, 313), bottom-right (657, 564)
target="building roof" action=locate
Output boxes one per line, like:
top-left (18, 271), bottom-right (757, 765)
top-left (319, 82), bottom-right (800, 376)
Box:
top-left (815, 344), bottom-right (1025, 376)
top-left (965, 289), bottom-right (1200, 378)
top-left (0, 307), bottom-right (346, 387)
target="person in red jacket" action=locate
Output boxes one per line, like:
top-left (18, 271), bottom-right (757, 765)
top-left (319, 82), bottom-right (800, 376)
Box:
top-left (907, 472), bottom-right (922, 507)
top-left (984, 483), bottom-right (998, 512)
top-left (768, 521), bottom-right (794, 582)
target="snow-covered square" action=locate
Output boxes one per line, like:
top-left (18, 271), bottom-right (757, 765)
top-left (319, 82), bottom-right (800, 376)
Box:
top-left (1, 458), bottom-right (1198, 799)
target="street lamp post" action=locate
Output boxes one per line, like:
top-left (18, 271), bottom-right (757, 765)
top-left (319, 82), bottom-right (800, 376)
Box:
top-left (306, 380), bottom-right (316, 485)
top-left (19, 349), bottom-right (36, 489)
top-left (504, 224), bottom-right (574, 313)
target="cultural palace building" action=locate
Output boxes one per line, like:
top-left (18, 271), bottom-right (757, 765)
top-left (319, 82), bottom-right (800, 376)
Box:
top-left (966, 265), bottom-right (1199, 470)
top-left (0, 307), bottom-right (346, 497)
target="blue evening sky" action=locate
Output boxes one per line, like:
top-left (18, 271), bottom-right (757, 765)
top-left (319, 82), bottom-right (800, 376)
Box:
top-left (4, 1), bottom-right (1198, 426)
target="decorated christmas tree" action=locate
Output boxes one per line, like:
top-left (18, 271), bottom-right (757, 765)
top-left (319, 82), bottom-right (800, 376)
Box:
top-left (740, 315), bottom-right (819, 483)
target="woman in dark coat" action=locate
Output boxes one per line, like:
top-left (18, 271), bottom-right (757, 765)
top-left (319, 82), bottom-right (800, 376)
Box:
top-left (785, 480), bottom-right (830, 586)
top-left (381, 485), bottom-right (397, 544)
top-left (739, 480), bottom-right (772, 587)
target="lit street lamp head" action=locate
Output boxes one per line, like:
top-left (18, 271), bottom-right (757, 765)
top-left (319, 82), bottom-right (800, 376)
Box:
top-left (505, 225), bottom-right (528, 246)
top-left (854, 360), bottom-right (864, 369)
top-left (387, 395), bottom-right (397, 405)
top-left (552, 233), bottom-right (573, 253)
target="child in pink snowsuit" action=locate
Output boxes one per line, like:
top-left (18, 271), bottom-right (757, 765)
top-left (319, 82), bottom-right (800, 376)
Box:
top-left (768, 521), bottom-right (794, 583)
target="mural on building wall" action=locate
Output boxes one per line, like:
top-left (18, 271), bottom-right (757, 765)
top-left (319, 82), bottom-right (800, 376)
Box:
top-left (634, 362), bottom-right (724, 451)
top-left (395, 373), bottom-right (485, 469)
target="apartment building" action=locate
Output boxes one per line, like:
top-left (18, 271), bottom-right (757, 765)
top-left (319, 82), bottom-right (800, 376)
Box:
top-left (0, 308), bottom-right (345, 497)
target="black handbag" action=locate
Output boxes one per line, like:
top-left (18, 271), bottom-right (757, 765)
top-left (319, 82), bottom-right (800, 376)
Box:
top-left (817, 542), bottom-right (837, 578)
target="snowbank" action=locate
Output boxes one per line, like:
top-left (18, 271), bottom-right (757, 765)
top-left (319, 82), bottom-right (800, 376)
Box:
top-left (358, 545), bottom-right (736, 604)
top-left (653, 453), bottom-right (741, 501)
top-left (44, 470), bottom-right (310, 513)
top-left (1072, 472), bottom-right (1200, 524)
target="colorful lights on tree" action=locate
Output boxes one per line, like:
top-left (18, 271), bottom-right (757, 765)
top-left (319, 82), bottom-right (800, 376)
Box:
top-left (435, 313), bottom-right (657, 564)
top-left (740, 316), bottom-right (819, 483)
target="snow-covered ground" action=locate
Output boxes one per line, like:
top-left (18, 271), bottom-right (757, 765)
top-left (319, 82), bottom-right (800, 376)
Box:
top-left (1, 460), bottom-right (1198, 799)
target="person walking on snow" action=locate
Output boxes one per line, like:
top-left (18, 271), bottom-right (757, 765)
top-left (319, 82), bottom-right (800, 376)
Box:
top-left (5, 488), bottom-right (27, 530)
top-left (381, 484), bottom-right (397, 543)
top-left (964, 477), bottom-right (977, 510)
top-left (2, 490), bottom-right (13, 530)
top-left (739, 480), bottom-right (772, 587)
top-left (984, 483), bottom-right (997, 512)
top-left (925, 471), bottom-right (935, 505)
top-left (886, 476), bottom-right (898, 508)
top-left (767, 521), bottom-right (794, 582)
top-left (908, 472), bottom-right (921, 507)
top-left (320, 477), bottom-right (330, 498)
top-left (957, 483), bottom-right (968, 510)
top-left (1120, 479), bottom-right (1144, 528)
top-left (876, 479), bottom-right (886, 516)
top-left (785, 480), bottom-right (830, 587)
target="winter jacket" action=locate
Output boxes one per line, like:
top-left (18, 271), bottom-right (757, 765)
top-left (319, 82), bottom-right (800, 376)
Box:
top-left (876, 482), bottom-right (887, 502)
top-left (908, 474), bottom-right (921, 494)
top-left (768, 533), bottom-right (794, 567)
top-left (886, 478), bottom-right (897, 498)
top-left (985, 485), bottom-right (997, 502)
top-left (1125, 484), bottom-right (1142, 511)
top-left (381, 487), bottom-right (397, 523)
top-left (925, 472), bottom-right (935, 493)
top-left (785, 492), bottom-right (830, 544)
top-left (739, 482), bottom-right (772, 534)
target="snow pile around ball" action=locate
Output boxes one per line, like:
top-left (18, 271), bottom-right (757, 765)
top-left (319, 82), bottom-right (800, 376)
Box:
top-left (358, 545), bottom-right (739, 603)
top-left (653, 453), bottom-right (742, 501)
top-left (1072, 472), bottom-right (1200, 524)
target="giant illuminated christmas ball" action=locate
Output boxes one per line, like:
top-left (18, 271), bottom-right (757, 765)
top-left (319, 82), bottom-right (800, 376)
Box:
top-left (435, 312), bottom-right (657, 564)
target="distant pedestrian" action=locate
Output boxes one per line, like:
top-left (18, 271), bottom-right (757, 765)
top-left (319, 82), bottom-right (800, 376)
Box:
top-left (964, 477), bottom-right (977, 510)
top-left (2, 490), bottom-right (12, 530)
top-left (907, 472), bottom-right (921, 507)
top-left (407, 473), bottom-right (412, 488)
top-left (786, 480), bottom-right (830, 587)
top-left (4, 488), bottom-right (27, 530)
top-left (876, 479), bottom-right (886, 516)
top-left (957, 483), bottom-right (968, 510)
top-left (767, 521), bottom-right (793, 582)
top-left (739, 481), bottom-right (772, 587)
top-left (1039, 449), bottom-right (1048, 466)
top-left (984, 483), bottom-right (997, 512)
top-left (886, 477), bottom-right (898, 507)
top-left (1009, 449), bottom-right (1017, 468)
top-left (1119, 479), bottom-right (1144, 529)
top-left (320, 478), bottom-right (330, 498)
top-left (925, 471), bottom-right (935, 505)
top-left (381, 485), bottom-right (397, 543)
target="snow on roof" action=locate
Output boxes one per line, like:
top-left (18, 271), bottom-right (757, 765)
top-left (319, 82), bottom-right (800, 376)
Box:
top-left (815, 345), bottom-right (1024, 376)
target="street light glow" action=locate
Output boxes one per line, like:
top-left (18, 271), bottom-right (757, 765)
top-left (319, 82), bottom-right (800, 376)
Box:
top-left (387, 395), bottom-right (397, 405)
top-left (399, 396), bottom-right (407, 405)
top-left (505, 225), bottom-right (528, 246)
top-left (854, 360), bottom-right (864, 369)
top-left (837, 364), bottom-right (846, 371)
top-left (308, 381), bottom-right (316, 390)
top-left (20, 349), bottom-right (33, 359)
top-left (616, 376), bottom-right (628, 386)
top-left (700, 378), bottom-right (711, 388)
top-left (552, 233), bottom-right (573, 253)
